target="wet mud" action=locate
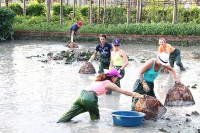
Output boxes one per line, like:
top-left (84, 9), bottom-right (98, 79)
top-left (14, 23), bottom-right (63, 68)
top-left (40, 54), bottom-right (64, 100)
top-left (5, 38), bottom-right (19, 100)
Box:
top-left (0, 40), bottom-right (199, 133)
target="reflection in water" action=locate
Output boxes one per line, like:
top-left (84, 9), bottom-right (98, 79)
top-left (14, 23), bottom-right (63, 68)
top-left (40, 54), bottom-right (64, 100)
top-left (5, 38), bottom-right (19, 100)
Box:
top-left (0, 40), bottom-right (200, 133)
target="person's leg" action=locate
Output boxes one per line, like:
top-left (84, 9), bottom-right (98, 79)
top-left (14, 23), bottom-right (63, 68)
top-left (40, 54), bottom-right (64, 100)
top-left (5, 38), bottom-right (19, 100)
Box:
top-left (175, 51), bottom-right (185, 71)
top-left (88, 102), bottom-right (99, 120)
top-left (105, 59), bottom-right (112, 94)
top-left (66, 31), bottom-right (72, 45)
top-left (98, 59), bottom-right (104, 73)
top-left (131, 79), bottom-right (145, 110)
top-left (98, 57), bottom-right (110, 73)
top-left (169, 55), bottom-right (175, 67)
top-left (82, 91), bottom-right (100, 120)
top-left (73, 32), bottom-right (77, 42)
top-left (113, 66), bottom-right (125, 88)
top-left (57, 90), bottom-right (87, 123)
top-left (98, 57), bottom-right (113, 94)
top-left (146, 82), bottom-right (156, 98)
top-left (57, 100), bottom-right (86, 123)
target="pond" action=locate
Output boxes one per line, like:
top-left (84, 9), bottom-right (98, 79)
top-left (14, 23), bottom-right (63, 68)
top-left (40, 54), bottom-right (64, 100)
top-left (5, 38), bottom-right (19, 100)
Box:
top-left (0, 40), bottom-right (200, 133)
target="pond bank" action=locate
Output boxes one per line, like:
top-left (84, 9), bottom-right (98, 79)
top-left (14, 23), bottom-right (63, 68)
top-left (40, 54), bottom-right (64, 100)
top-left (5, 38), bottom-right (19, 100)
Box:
top-left (14, 30), bottom-right (200, 46)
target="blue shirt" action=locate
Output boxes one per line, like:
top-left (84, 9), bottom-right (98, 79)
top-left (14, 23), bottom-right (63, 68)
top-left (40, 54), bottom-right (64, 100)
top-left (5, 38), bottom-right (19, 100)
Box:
top-left (95, 42), bottom-right (112, 58)
top-left (143, 59), bottom-right (161, 82)
top-left (70, 23), bottom-right (79, 32)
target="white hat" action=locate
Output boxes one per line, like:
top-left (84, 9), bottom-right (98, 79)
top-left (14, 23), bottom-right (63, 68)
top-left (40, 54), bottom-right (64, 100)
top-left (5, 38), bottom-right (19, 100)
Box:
top-left (157, 52), bottom-right (169, 66)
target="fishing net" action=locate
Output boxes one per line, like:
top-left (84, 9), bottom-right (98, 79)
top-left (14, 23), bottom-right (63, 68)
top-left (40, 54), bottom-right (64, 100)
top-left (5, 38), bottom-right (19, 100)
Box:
top-left (164, 82), bottom-right (195, 107)
top-left (78, 61), bottom-right (96, 74)
top-left (68, 42), bottom-right (79, 48)
top-left (135, 96), bottom-right (167, 120)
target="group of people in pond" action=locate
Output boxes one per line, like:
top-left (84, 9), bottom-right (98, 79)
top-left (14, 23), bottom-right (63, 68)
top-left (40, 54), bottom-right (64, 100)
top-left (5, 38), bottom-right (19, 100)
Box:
top-left (57, 22), bottom-right (186, 123)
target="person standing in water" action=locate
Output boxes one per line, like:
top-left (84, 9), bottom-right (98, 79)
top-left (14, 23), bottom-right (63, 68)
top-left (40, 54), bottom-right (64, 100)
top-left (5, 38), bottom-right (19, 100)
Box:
top-left (158, 38), bottom-right (186, 71)
top-left (108, 38), bottom-right (129, 94)
top-left (89, 34), bottom-right (113, 74)
top-left (57, 68), bottom-right (146, 123)
top-left (67, 21), bottom-right (83, 45)
top-left (131, 52), bottom-right (179, 110)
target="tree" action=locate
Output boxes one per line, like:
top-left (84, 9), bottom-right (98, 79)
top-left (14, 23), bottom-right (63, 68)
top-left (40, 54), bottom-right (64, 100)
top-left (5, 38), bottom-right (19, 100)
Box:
top-left (5, 0), bottom-right (9, 8)
top-left (23, 0), bottom-right (26, 16)
top-left (73, 0), bottom-right (76, 20)
top-left (89, 0), bottom-right (93, 24)
top-left (103, 0), bottom-right (106, 24)
top-left (127, 0), bottom-right (130, 24)
top-left (66, 0), bottom-right (69, 5)
top-left (79, 0), bottom-right (82, 6)
top-left (172, 0), bottom-right (178, 24)
top-left (60, 0), bottom-right (63, 25)
top-left (46, 0), bottom-right (51, 24)
top-left (97, 0), bottom-right (100, 24)
top-left (136, 0), bottom-right (142, 23)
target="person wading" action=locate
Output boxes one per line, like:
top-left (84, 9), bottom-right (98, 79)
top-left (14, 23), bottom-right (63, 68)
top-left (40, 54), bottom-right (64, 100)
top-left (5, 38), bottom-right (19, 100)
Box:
top-left (108, 38), bottom-right (129, 94)
top-left (57, 68), bottom-right (146, 123)
top-left (89, 34), bottom-right (113, 94)
top-left (67, 21), bottom-right (82, 45)
top-left (89, 34), bottom-right (113, 74)
top-left (158, 38), bottom-right (186, 71)
top-left (131, 52), bottom-right (179, 110)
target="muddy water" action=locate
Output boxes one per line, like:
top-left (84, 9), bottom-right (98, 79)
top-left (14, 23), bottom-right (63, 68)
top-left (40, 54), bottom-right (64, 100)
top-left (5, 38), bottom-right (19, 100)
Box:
top-left (0, 40), bottom-right (199, 133)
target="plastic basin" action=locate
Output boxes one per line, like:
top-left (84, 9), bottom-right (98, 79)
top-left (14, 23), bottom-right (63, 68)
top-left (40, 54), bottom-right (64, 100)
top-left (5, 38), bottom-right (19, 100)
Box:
top-left (111, 111), bottom-right (145, 127)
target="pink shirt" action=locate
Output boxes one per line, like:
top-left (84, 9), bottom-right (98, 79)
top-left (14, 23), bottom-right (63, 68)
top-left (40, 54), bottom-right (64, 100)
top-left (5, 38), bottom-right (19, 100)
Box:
top-left (86, 80), bottom-right (110, 96)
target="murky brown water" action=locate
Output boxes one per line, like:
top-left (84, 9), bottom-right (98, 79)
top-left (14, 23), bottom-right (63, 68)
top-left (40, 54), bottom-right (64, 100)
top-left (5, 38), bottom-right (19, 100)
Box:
top-left (0, 40), bottom-right (199, 133)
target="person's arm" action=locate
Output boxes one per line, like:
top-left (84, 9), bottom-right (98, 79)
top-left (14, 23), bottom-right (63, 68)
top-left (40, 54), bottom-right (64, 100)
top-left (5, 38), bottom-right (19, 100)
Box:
top-left (88, 51), bottom-right (97, 62)
top-left (163, 65), bottom-right (179, 83)
top-left (158, 46), bottom-right (162, 53)
top-left (165, 44), bottom-right (172, 55)
top-left (137, 59), bottom-right (153, 92)
top-left (104, 82), bottom-right (145, 98)
top-left (119, 50), bottom-right (129, 72)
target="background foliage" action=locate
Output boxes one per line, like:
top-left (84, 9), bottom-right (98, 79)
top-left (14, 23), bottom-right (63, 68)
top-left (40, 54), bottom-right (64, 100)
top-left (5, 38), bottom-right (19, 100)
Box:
top-left (0, 7), bottom-right (15, 40)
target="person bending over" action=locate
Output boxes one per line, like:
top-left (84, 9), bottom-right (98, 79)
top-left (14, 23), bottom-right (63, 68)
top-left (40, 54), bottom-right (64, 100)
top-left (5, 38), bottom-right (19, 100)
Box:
top-left (57, 68), bottom-right (146, 123)
top-left (158, 38), bottom-right (186, 71)
top-left (131, 52), bottom-right (179, 110)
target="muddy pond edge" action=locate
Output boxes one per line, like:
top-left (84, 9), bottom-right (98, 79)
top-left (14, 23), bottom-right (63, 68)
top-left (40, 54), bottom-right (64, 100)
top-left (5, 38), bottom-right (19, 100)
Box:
top-left (13, 30), bottom-right (200, 46)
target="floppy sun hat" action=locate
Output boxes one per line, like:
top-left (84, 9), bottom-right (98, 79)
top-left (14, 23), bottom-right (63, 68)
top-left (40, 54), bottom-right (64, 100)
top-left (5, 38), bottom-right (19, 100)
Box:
top-left (112, 38), bottom-right (121, 46)
top-left (157, 52), bottom-right (169, 66)
top-left (107, 68), bottom-right (122, 78)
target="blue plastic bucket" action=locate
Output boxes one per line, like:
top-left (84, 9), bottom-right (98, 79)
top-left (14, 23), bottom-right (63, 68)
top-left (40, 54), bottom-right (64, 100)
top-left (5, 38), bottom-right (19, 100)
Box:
top-left (111, 111), bottom-right (146, 127)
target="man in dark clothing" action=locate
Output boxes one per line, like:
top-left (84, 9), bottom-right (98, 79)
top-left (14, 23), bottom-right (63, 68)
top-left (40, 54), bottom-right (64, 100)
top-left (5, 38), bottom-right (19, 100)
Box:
top-left (67, 21), bottom-right (82, 44)
top-left (88, 34), bottom-right (113, 94)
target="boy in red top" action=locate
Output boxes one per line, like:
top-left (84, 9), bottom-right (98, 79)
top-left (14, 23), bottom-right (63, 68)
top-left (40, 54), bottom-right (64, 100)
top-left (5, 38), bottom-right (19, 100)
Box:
top-left (158, 38), bottom-right (186, 71)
